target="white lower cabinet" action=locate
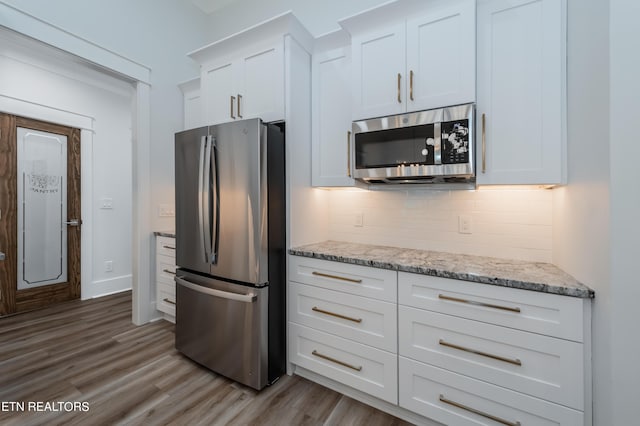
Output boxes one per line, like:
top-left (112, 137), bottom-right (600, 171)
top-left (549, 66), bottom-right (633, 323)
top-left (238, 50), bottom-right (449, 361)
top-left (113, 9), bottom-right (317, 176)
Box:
top-left (288, 256), bottom-right (591, 425)
top-left (155, 236), bottom-right (176, 321)
top-left (289, 323), bottom-right (397, 404)
top-left (399, 357), bottom-right (583, 426)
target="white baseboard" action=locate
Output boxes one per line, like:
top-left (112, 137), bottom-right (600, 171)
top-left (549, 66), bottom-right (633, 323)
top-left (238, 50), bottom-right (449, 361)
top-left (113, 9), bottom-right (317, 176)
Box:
top-left (85, 274), bottom-right (132, 299)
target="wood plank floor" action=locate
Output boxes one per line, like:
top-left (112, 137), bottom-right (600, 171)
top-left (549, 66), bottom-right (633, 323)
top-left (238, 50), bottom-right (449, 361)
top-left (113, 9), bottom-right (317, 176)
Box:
top-left (0, 291), bottom-right (414, 426)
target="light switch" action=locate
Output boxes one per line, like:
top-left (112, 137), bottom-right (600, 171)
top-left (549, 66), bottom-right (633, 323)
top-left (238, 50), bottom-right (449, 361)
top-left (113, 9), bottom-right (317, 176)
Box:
top-left (100, 198), bottom-right (113, 209)
top-left (159, 204), bottom-right (175, 217)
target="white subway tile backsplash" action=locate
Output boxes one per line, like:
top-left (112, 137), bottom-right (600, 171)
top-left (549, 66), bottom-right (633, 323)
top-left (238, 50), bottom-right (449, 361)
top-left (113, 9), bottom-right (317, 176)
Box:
top-left (326, 187), bottom-right (554, 263)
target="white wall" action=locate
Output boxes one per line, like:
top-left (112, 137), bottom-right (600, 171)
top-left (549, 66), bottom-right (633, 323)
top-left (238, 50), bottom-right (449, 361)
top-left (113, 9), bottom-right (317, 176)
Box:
top-left (205, 0), bottom-right (391, 39)
top-left (0, 0), bottom-right (211, 232)
top-left (328, 187), bottom-right (553, 262)
top-left (552, 0), bottom-right (611, 423)
top-left (0, 29), bottom-right (134, 298)
top-left (609, 0), bottom-right (640, 424)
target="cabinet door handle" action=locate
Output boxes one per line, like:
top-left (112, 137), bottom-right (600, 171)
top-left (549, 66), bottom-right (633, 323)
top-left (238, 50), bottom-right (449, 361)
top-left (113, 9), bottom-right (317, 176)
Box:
top-left (439, 339), bottom-right (522, 366)
top-left (162, 269), bottom-right (176, 276)
top-left (397, 73), bottom-right (402, 103)
top-left (237, 94), bottom-right (242, 118)
top-left (439, 395), bottom-right (521, 426)
top-left (163, 298), bottom-right (176, 305)
top-left (438, 294), bottom-right (521, 313)
top-left (312, 350), bottom-right (362, 371)
top-left (409, 70), bottom-right (414, 101)
top-left (230, 96), bottom-right (236, 119)
top-left (347, 131), bottom-right (352, 178)
top-left (312, 306), bottom-right (362, 323)
top-left (311, 271), bottom-right (363, 284)
top-left (162, 245), bottom-right (175, 250)
top-left (482, 113), bottom-right (486, 173)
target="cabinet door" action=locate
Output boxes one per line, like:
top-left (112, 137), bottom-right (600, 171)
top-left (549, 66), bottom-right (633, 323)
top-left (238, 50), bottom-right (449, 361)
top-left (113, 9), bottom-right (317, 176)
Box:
top-left (237, 43), bottom-right (285, 123)
top-left (183, 88), bottom-right (203, 129)
top-left (202, 59), bottom-right (236, 125)
top-left (312, 47), bottom-right (355, 187)
top-left (476, 0), bottom-right (566, 185)
top-left (351, 23), bottom-right (406, 120)
top-left (406, 0), bottom-right (475, 112)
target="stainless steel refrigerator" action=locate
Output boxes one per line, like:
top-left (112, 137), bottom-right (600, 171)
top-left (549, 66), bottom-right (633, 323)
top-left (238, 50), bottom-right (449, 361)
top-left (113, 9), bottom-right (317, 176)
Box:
top-left (174, 118), bottom-right (286, 390)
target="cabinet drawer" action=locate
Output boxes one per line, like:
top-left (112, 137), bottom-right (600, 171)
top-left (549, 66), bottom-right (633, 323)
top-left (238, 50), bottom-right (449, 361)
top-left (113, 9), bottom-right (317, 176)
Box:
top-left (399, 272), bottom-right (584, 341)
top-left (157, 287), bottom-right (176, 316)
top-left (289, 282), bottom-right (397, 352)
top-left (399, 357), bottom-right (583, 426)
top-left (289, 323), bottom-right (397, 404)
top-left (156, 236), bottom-right (176, 258)
top-left (156, 256), bottom-right (177, 285)
top-left (399, 306), bottom-right (584, 410)
top-left (289, 256), bottom-right (397, 302)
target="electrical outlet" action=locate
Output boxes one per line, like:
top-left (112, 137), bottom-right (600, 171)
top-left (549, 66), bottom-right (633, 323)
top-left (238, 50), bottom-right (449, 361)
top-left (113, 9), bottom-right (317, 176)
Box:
top-left (458, 215), bottom-right (473, 234)
top-left (354, 212), bottom-right (364, 227)
top-left (104, 260), bottom-right (113, 272)
top-left (158, 204), bottom-right (175, 217)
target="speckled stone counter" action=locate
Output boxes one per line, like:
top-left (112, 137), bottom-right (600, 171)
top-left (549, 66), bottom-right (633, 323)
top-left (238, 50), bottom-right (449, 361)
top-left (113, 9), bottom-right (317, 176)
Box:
top-left (154, 230), bottom-right (176, 238)
top-left (289, 241), bottom-right (594, 298)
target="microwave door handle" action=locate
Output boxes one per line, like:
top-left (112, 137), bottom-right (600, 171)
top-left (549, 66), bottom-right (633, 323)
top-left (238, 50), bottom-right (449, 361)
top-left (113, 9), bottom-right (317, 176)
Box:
top-left (210, 136), bottom-right (219, 265)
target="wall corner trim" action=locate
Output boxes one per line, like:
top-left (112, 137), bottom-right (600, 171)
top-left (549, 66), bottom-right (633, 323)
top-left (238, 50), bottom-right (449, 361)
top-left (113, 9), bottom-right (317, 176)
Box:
top-left (0, 1), bottom-right (151, 84)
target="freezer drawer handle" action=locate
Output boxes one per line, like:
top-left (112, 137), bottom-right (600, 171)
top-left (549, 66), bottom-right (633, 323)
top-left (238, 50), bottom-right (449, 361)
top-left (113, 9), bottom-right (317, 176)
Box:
top-left (311, 350), bottom-right (362, 372)
top-left (312, 306), bottom-right (362, 323)
top-left (311, 271), bottom-right (362, 284)
top-left (176, 276), bottom-right (257, 303)
top-left (163, 298), bottom-right (176, 305)
top-left (438, 294), bottom-right (521, 313)
top-left (439, 339), bottom-right (522, 366)
top-left (439, 394), bottom-right (521, 426)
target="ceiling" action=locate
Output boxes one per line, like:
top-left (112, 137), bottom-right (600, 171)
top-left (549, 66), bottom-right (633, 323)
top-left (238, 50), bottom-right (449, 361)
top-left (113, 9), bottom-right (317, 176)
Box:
top-left (190, 0), bottom-right (244, 14)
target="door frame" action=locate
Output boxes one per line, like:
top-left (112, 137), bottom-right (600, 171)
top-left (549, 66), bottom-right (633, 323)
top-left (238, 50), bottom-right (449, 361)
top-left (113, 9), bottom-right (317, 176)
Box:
top-left (0, 98), bottom-right (94, 307)
top-left (1, 4), bottom-right (153, 324)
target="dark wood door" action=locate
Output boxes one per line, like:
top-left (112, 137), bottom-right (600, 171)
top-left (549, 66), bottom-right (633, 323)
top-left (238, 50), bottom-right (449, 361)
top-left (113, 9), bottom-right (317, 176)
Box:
top-left (0, 113), bottom-right (81, 316)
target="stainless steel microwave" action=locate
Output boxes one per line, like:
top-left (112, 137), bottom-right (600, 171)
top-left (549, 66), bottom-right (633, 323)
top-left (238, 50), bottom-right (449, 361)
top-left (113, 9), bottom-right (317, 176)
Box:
top-left (351, 103), bottom-right (475, 185)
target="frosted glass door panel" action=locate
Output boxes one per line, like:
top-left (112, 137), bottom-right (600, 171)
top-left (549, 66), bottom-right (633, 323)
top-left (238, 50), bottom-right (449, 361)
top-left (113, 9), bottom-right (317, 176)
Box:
top-left (17, 127), bottom-right (68, 290)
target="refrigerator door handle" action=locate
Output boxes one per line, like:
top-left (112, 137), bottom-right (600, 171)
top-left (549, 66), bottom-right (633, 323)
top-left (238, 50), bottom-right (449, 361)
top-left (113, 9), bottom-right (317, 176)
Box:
top-left (210, 135), bottom-right (220, 264)
top-left (198, 135), bottom-right (213, 264)
top-left (176, 276), bottom-right (257, 303)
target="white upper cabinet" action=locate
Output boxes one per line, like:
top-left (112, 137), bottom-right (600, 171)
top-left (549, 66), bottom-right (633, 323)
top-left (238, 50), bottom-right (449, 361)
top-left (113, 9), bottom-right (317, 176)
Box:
top-left (351, 23), bottom-right (406, 120)
top-left (188, 13), bottom-right (309, 126)
top-left (312, 31), bottom-right (359, 187)
top-left (346, 0), bottom-right (476, 120)
top-left (476, 0), bottom-right (566, 185)
top-left (178, 78), bottom-right (203, 130)
top-left (201, 44), bottom-right (284, 126)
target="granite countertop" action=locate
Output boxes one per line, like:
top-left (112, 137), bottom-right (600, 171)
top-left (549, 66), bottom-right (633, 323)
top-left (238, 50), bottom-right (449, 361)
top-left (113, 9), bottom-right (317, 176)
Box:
top-left (154, 230), bottom-right (176, 238)
top-left (289, 241), bottom-right (594, 299)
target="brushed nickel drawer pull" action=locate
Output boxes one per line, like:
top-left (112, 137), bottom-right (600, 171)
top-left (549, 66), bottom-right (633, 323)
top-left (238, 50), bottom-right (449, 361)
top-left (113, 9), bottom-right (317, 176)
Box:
top-left (312, 271), bottom-right (363, 284)
top-left (312, 306), bottom-right (362, 323)
top-left (347, 131), bottom-right (352, 178)
top-left (163, 298), bottom-right (176, 305)
top-left (439, 339), bottom-right (522, 366)
top-left (162, 269), bottom-right (176, 275)
top-left (439, 394), bottom-right (521, 426)
top-left (311, 350), bottom-right (362, 371)
top-left (482, 113), bottom-right (487, 173)
top-left (438, 294), bottom-right (521, 313)
top-left (162, 245), bottom-right (175, 250)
